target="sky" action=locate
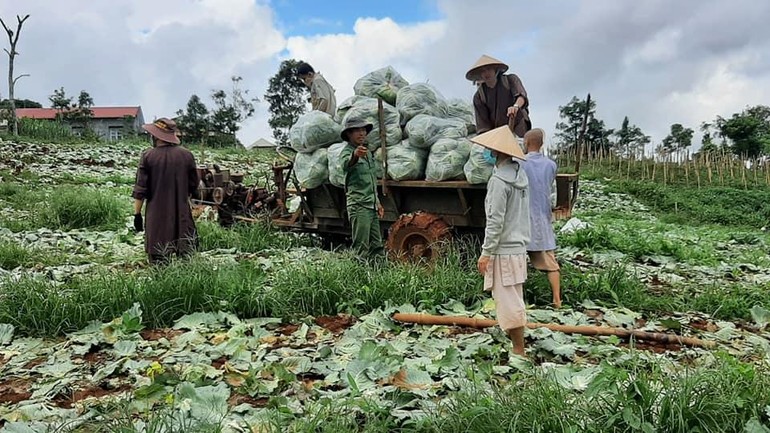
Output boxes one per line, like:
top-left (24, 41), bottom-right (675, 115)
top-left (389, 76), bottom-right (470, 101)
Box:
top-left (1, 0), bottom-right (769, 150)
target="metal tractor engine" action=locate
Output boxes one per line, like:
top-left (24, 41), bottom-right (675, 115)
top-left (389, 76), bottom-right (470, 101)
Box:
top-left (194, 165), bottom-right (278, 226)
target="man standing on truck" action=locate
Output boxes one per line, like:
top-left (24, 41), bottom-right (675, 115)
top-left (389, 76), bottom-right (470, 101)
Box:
top-left (339, 118), bottom-right (385, 260)
top-left (466, 55), bottom-right (531, 139)
top-left (523, 128), bottom-right (562, 309)
top-left (297, 61), bottom-right (337, 118)
top-left (132, 117), bottom-right (200, 264)
top-left (472, 124), bottom-right (531, 357)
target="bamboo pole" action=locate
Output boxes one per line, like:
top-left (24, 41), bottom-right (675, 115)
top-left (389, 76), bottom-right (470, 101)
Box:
top-left (706, 152), bottom-right (712, 184)
top-left (695, 157), bottom-right (701, 189)
top-left (741, 157), bottom-right (748, 190)
top-left (626, 153), bottom-right (632, 180)
top-left (684, 151), bottom-right (690, 186)
top-left (392, 313), bottom-right (716, 349)
top-left (763, 162), bottom-right (770, 185)
top-left (753, 158), bottom-right (758, 186)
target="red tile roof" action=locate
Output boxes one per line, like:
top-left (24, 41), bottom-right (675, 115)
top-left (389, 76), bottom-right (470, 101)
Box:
top-left (16, 107), bottom-right (141, 120)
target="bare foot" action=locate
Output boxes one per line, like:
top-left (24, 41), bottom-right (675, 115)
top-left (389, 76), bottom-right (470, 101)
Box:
top-left (553, 299), bottom-right (562, 309)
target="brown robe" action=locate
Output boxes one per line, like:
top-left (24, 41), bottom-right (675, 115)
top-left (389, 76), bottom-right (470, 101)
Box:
top-left (473, 73), bottom-right (531, 138)
top-left (132, 143), bottom-right (199, 259)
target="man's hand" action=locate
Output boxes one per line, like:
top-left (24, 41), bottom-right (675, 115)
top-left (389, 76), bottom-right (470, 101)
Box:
top-left (377, 204), bottom-right (385, 219)
top-left (133, 213), bottom-right (143, 233)
top-left (477, 255), bottom-right (491, 275)
top-left (354, 145), bottom-right (368, 158)
top-left (507, 105), bottom-right (520, 118)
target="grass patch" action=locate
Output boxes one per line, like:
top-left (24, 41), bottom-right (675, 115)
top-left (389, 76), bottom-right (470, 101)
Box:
top-left (558, 223), bottom-right (716, 264)
top-left (526, 262), bottom-right (770, 321)
top-left (0, 247), bottom-right (484, 337)
top-left (605, 181), bottom-right (770, 228)
top-left (55, 172), bottom-right (135, 186)
top-left (691, 283), bottom-right (770, 321)
top-left (0, 182), bottom-right (26, 202)
top-left (0, 258), bottom-right (268, 336)
top-left (41, 186), bottom-right (127, 230)
top-left (197, 220), bottom-right (306, 252)
top-left (265, 249), bottom-right (484, 320)
top-left (526, 263), bottom-right (679, 314)
top-left (426, 357), bottom-right (770, 433)
top-left (0, 240), bottom-right (34, 270)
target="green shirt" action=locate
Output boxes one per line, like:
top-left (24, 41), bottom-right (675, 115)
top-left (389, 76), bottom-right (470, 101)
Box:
top-left (340, 144), bottom-right (380, 210)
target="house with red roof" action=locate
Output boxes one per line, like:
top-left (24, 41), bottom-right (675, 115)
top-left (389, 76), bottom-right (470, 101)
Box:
top-left (15, 106), bottom-right (145, 141)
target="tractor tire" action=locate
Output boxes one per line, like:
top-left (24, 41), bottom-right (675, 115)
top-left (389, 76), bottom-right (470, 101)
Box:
top-left (386, 211), bottom-right (451, 262)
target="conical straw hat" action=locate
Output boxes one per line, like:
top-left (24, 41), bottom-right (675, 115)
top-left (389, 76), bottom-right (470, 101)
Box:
top-left (470, 124), bottom-right (526, 161)
top-left (466, 54), bottom-right (509, 81)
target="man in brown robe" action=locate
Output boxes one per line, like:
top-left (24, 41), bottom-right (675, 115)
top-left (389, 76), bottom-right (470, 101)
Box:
top-left (132, 118), bottom-right (199, 264)
top-left (467, 55), bottom-right (531, 138)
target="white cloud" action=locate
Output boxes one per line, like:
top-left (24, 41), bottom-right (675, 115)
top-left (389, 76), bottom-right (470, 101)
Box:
top-left (285, 17), bottom-right (446, 103)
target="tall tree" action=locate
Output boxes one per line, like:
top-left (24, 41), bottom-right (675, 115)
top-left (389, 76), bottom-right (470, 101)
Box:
top-left (555, 95), bottom-right (613, 154)
top-left (265, 59), bottom-right (307, 146)
top-left (715, 105), bottom-right (770, 159)
top-left (0, 14), bottom-right (31, 136)
top-left (65, 90), bottom-right (95, 134)
top-left (661, 123), bottom-right (694, 160)
top-left (209, 76), bottom-right (258, 147)
top-left (175, 94), bottom-right (210, 145)
top-left (613, 116), bottom-right (650, 158)
top-left (698, 121), bottom-right (718, 154)
top-left (49, 87), bottom-right (73, 120)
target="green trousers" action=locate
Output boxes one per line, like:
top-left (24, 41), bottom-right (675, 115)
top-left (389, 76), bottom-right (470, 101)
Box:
top-left (348, 205), bottom-right (384, 259)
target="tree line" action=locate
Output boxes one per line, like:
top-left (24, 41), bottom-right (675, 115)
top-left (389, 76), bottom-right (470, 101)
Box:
top-left (554, 96), bottom-right (770, 160)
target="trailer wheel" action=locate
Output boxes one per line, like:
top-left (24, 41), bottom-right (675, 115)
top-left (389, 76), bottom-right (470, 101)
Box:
top-left (386, 212), bottom-right (451, 262)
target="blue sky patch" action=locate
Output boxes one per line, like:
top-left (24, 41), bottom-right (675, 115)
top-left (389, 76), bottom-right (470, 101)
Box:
top-left (267, 0), bottom-right (442, 36)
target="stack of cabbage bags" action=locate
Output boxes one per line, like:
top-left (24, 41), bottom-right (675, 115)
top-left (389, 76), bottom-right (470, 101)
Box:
top-left (288, 65), bottom-right (499, 188)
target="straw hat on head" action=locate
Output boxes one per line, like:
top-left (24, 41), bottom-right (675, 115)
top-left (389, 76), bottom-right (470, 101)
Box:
top-left (142, 118), bottom-right (180, 145)
top-left (466, 55), bottom-right (509, 81)
top-left (470, 124), bottom-right (526, 161)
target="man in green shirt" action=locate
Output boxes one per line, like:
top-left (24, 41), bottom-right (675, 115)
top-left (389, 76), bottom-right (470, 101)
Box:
top-left (339, 118), bottom-right (385, 259)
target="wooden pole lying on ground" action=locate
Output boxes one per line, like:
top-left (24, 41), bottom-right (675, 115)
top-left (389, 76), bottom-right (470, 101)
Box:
top-left (391, 313), bottom-right (716, 349)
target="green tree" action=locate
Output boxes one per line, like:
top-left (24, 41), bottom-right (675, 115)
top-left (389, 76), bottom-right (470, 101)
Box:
top-left (0, 98), bottom-right (41, 108)
top-left (613, 116), bottom-right (650, 158)
top-left (209, 76), bottom-right (258, 147)
top-left (64, 90), bottom-right (96, 140)
top-left (555, 95), bottom-right (613, 155)
top-left (121, 115), bottom-right (137, 139)
top-left (698, 121), bottom-right (718, 155)
top-left (715, 105), bottom-right (770, 159)
top-left (49, 87), bottom-right (72, 120)
top-left (175, 94), bottom-right (210, 145)
top-left (265, 59), bottom-right (307, 146)
top-left (661, 123), bottom-right (694, 154)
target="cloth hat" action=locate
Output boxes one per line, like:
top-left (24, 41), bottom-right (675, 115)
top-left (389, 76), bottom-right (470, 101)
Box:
top-left (470, 124), bottom-right (526, 161)
top-left (341, 118), bottom-right (373, 141)
top-left (143, 118), bottom-right (180, 145)
top-left (466, 55), bottom-right (509, 81)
